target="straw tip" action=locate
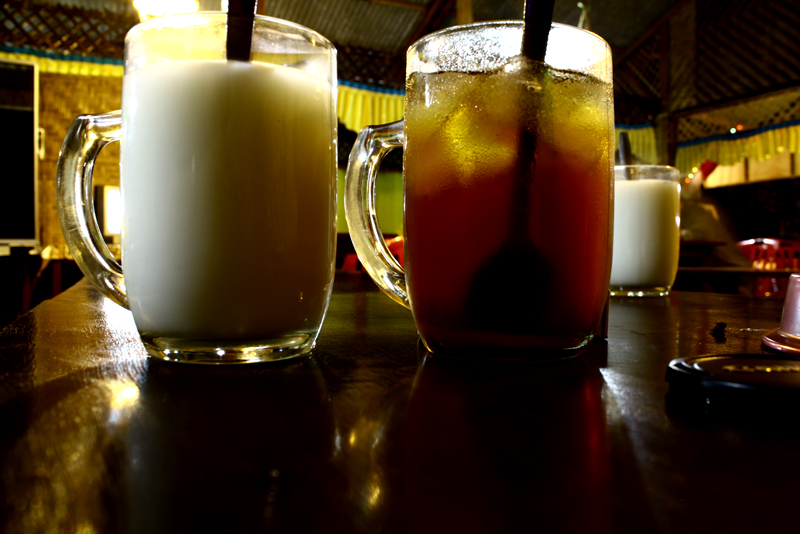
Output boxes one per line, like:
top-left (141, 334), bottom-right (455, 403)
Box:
top-left (522, 0), bottom-right (556, 62)
top-left (226, 0), bottom-right (257, 62)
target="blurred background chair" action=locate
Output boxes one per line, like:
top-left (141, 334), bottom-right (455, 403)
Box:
top-left (737, 238), bottom-right (800, 297)
top-left (342, 235), bottom-right (404, 271)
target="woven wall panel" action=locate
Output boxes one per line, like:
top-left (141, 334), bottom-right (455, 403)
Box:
top-left (614, 34), bottom-right (661, 102)
top-left (38, 72), bottom-right (122, 252)
top-left (695, 0), bottom-right (800, 107)
top-left (3, 1), bottom-right (406, 89)
top-left (614, 0), bottom-right (800, 127)
top-left (337, 44), bottom-right (405, 90)
top-left (1, 0), bottom-right (136, 59)
top-left (677, 87), bottom-right (800, 142)
top-left (613, 32), bottom-right (662, 125)
top-left (668, 0), bottom-right (696, 112)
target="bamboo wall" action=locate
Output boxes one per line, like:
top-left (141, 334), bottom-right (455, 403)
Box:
top-left (39, 72), bottom-right (122, 256)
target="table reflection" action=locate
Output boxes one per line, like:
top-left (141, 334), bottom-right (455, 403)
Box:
top-left (123, 357), bottom-right (349, 533)
top-left (336, 341), bottom-right (658, 533)
top-left (1, 279), bottom-right (794, 533)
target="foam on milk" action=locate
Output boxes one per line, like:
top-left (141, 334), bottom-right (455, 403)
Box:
top-left (120, 59), bottom-right (335, 341)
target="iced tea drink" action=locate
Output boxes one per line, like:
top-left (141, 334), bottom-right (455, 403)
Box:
top-left (404, 60), bottom-right (613, 352)
top-left (345, 22), bottom-right (614, 357)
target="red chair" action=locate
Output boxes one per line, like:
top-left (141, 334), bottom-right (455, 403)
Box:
top-left (737, 238), bottom-right (800, 297)
top-left (342, 236), bottom-right (404, 271)
top-left (385, 235), bottom-right (404, 267)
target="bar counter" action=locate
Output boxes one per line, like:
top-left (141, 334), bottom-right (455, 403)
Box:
top-left (1, 274), bottom-right (798, 533)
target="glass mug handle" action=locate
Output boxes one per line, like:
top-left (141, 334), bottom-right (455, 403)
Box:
top-left (56, 111), bottom-right (128, 309)
top-left (344, 119), bottom-right (409, 308)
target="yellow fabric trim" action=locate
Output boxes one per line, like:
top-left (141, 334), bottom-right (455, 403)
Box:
top-left (337, 84), bottom-right (404, 133)
top-left (675, 124), bottom-right (800, 174)
top-left (0, 51), bottom-right (124, 77)
top-left (614, 126), bottom-right (658, 165)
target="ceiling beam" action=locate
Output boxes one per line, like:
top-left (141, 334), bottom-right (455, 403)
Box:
top-left (614, 0), bottom-right (692, 67)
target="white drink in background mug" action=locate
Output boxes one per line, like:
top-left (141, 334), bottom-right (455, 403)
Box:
top-left (57, 13), bottom-right (337, 364)
top-left (610, 165), bottom-right (681, 297)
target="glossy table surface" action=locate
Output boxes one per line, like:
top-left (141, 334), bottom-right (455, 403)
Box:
top-left (0, 274), bottom-right (798, 533)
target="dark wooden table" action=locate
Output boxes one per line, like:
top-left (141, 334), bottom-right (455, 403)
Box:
top-left (0, 273), bottom-right (797, 533)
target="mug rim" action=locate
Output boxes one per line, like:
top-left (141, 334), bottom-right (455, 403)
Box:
top-left (408, 20), bottom-right (610, 54)
top-left (614, 165), bottom-right (681, 181)
top-left (126, 11), bottom-right (335, 50)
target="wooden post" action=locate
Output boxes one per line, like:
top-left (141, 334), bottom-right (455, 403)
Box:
top-left (456, 0), bottom-right (473, 25)
top-left (657, 24), bottom-right (676, 166)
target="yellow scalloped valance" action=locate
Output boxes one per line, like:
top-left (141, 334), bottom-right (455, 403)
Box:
top-left (675, 123), bottom-right (800, 175)
top-left (613, 125), bottom-right (658, 165)
top-left (0, 50), bottom-right (124, 77)
top-left (337, 83), bottom-right (404, 133)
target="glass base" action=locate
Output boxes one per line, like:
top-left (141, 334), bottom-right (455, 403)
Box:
top-left (140, 333), bottom-right (314, 364)
top-left (762, 327), bottom-right (800, 356)
top-left (418, 323), bottom-right (593, 361)
top-left (610, 285), bottom-right (672, 298)
top-left (421, 343), bottom-right (591, 363)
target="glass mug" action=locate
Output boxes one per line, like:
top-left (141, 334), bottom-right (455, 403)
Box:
top-left (57, 13), bottom-right (338, 364)
top-left (345, 22), bottom-right (614, 358)
top-left (610, 166), bottom-right (681, 297)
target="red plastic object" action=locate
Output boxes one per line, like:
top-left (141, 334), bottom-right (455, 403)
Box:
top-left (737, 238), bottom-right (800, 298)
top-left (385, 236), bottom-right (404, 267)
top-left (341, 253), bottom-right (360, 271)
top-left (342, 236), bottom-right (404, 271)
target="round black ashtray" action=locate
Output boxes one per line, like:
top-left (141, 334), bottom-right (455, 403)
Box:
top-left (666, 353), bottom-right (800, 419)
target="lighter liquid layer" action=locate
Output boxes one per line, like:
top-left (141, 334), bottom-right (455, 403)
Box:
top-left (610, 179), bottom-right (680, 289)
top-left (121, 60), bottom-right (335, 341)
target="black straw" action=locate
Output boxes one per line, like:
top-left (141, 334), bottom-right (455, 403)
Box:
top-left (227, 0), bottom-right (257, 62)
top-left (464, 0), bottom-right (558, 332)
top-left (619, 132), bottom-right (632, 165)
top-left (522, 0), bottom-right (556, 61)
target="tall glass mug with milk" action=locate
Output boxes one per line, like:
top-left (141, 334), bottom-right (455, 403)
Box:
top-left (57, 13), bottom-right (337, 364)
top-left (610, 166), bottom-right (681, 297)
top-left (345, 22), bottom-right (614, 359)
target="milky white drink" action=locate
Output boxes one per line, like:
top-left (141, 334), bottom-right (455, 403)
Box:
top-left (120, 60), bottom-right (335, 346)
top-left (610, 170), bottom-right (680, 296)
